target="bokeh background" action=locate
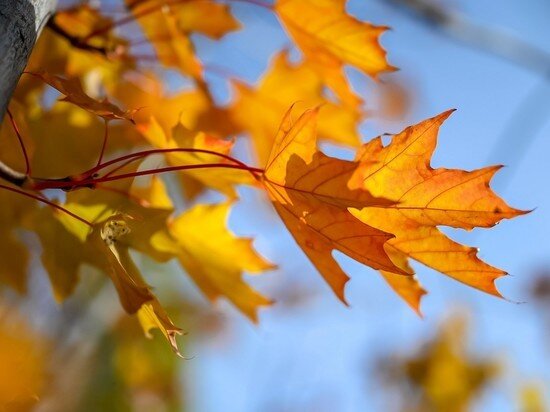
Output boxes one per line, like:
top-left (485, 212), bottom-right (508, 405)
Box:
top-left (3, 0), bottom-right (550, 410)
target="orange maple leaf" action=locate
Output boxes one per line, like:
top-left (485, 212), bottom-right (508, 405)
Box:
top-left (262, 107), bottom-right (405, 302)
top-left (351, 111), bottom-right (527, 312)
top-left (263, 107), bottom-right (525, 311)
top-left (28, 71), bottom-right (136, 122)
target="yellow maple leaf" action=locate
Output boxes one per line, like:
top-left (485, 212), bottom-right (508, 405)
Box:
top-left (275, 0), bottom-right (395, 107)
top-left (94, 215), bottom-right (183, 356)
top-left (518, 383), bottom-right (548, 412)
top-left (90, 216), bottom-right (154, 314)
top-left (53, 4), bottom-right (129, 55)
top-left (22, 103), bottom-right (136, 178)
top-left (0, 309), bottom-right (49, 409)
top-left (27, 177), bottom-right (171, 305)
top-left (32, 173), bottom-right (184, 354)
top-left (127, 0), bottom-right (239, 78)
top-left (175, 0), bottom-right (240, 38)
top-left (152, 202), bottom-right (274, 322)
top-left (21, 23), bottom-right (131, 99)
top-left (108, 74), bottom-right (237, 137)
top-left (29, 206), bottom-right (92, 301)
top-left (0, 189), bottom-right (33, 293)
top-left (231, 50), bottom-right (360, 164)
top-left (138, 117), bottom-right (255, 199)
top-left (380, 314), bottom-right (500, 412)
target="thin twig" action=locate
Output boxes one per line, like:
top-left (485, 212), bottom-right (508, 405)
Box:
top-left (47, 18), bottom-right (109, 56)
top-left (88, 163), bottom-right (264, 185)
top-left (96, 119), bottom-right (110, 167)
top-left (6, 109), bottom-right (31, 175)
top-left (84, 147), bottom-right (256, 177)
top-left (0, 160), bottom-right (27, 187)
top-left (31, 163), bottom-right (263, 191)
top-left (0, 183), bottom-right (93, 227)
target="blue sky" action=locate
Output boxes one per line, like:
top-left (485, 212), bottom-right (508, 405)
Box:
top-left (174, 1), bottom-right (550, 411)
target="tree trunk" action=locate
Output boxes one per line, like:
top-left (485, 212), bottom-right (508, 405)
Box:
top-left (0, 0), bottom-right (57, 121)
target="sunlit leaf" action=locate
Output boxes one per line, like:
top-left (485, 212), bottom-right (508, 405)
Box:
top-left (275, 0), bottom-right (395, 106)
top-left (351, 111), bottom-right (527, 310)
top-left (262, 107), bottom-right (404, 302)
top-left (152, 202), bottom-right (274, 321)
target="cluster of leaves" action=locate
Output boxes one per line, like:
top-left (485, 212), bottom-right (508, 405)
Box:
top-left (0, 0), bottom-right (524, 355)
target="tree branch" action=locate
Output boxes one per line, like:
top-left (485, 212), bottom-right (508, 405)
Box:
top-left (0, 160), bottom-right (27, 186)
top-left (0, 0), bottom-right (58, 121)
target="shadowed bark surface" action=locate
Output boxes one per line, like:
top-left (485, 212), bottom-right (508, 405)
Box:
top-left (0, 0), bottom-right (57, 121)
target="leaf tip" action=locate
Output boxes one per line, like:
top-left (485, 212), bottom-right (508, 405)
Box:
top-left (438, 108), bottom-right (457, 120)
top-left (334, 277), bottom-right (351, 306)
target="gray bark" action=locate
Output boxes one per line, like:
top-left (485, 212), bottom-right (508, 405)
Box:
top-left (0, 0), bottom-right (57, 121)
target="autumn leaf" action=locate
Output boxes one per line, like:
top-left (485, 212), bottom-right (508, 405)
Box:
top-left (376, 80), bottom-right (411, 120)
top-left (262, 107), bottom-right (405, 302)
top-left (169, 0), bottom-right (240, 38)
top-left (24, 103), bottom-right (137, 178)
top-left (130, 2), bottom-right (200, 78)
top-left (275, 0), bottom-right (395, 107)
top-left (132, 177), bottom-right (271, 326)
top-left (27, 71), bottom-right (136, 122)
top-left (20, 23), bottom-right (132, 99)
top-left (0, 309), bottom-right (49, 409)
top-left (0, 0), bottom-right (532, 369)
top-left (126, 174), bottom-right (271, 322)
top-left (379, 314), bottom-right (500, 411)
top-left (53, 4), bottom-right (129, 56)
top-left (380, 270), bottom-right (427, 316)
top-left (92, 215), bottom-right (183, 356)
top-left (0, 189), bottom-right (34, 293)
top-left (108, 74), bottom-right (237, 137)
top-left (518, 384), bottom-right (548, 412)
top-left (350, 111), bottom-right (527, 311)
top-left (231, 50), bottom-right (360, 164)
top-left (88, 213), bottom-right (184, 355)
top-left (35, 171), bottom-right (184, 354)
top-left (29, 206), bottom-right (91, 301)
top-left (137, 117), bottom-right (255, 199)
top-left (29, 203), bottom-right (153, 316)
top-left (90, 216), bottom-right (154, 314)
top-left (26, 173), bottom-right (173, 310)
top-left (126, 0), bottom-right (239, 78)
top-left (262, 107), bottom-right (525, 310)
top-left (152, 202), bottom-right (274, 322)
